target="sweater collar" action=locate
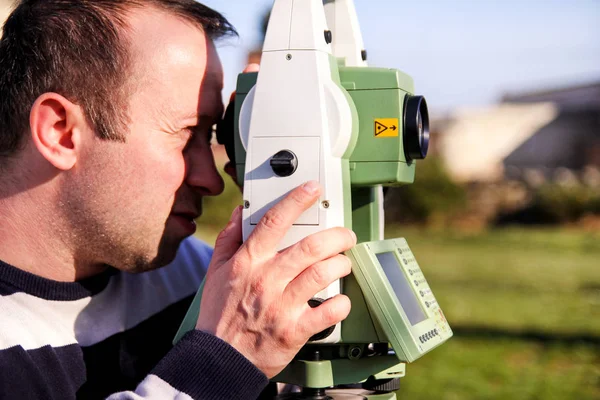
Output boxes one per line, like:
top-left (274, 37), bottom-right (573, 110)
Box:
top-left (0, 259), bottom-right (117, 300)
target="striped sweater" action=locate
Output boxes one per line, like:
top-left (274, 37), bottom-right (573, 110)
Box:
top-left (0, 237), bottom-right (268, 399)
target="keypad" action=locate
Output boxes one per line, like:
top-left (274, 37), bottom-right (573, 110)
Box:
top-left (419, 329), bottom-right (439, 344)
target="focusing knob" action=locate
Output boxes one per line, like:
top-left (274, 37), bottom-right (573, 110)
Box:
top-left (403, 95), bottom-right (430, 161)
top-left (270, 150), bottom-right (298, 177)
top-left (361, 377), bottom-right (401, 392)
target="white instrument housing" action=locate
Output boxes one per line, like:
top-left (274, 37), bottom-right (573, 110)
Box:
top-left (239, 0), bottom-right (360, 343)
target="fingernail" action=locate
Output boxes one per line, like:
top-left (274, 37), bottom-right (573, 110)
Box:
top-left (302, 181), bottom-right (320, 194)
top-left (350, 230), bottom-right (357, 243)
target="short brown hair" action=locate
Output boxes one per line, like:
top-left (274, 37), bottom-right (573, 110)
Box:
top-left (0, 0), bottom-right (236, 162)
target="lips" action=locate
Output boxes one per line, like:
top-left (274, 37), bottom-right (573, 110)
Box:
top-left (171, 211), bottom-right (200, 220)
top-left (169, 211), bottom-right (200, 235)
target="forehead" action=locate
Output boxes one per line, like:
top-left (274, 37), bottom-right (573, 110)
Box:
top-left (125, 7), bottom-right (224, 121)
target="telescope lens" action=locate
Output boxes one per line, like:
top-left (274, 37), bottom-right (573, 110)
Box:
top-left (403, 95), bottom-right (430, 161)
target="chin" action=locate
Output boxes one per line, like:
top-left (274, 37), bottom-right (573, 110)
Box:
top-left (143, 238), bottom-right (184, 271)
top-left (127, 251), bottom-right (176, 274)
top-left (113, 233), bottom-right (184, 274)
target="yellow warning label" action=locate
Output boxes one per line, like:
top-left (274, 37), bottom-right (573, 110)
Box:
top-left (374, 118), bottom-right (399, 137)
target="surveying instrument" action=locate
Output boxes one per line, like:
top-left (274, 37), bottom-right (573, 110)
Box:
top-left (175, 0), bottom-right (452, 398)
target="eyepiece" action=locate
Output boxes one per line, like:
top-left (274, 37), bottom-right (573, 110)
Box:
top-left (216, 100), bottom-right (237, 163)
top-left (403, 95), bottom-right (430, 161)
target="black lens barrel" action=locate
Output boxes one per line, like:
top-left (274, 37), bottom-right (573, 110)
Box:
top-left (403, 95), bottom-right (430, 161)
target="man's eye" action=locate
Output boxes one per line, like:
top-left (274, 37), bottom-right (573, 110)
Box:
top-left (182, 126), bottom-right (213, 148)
top-left (178, 127), bottom-right (193, 139)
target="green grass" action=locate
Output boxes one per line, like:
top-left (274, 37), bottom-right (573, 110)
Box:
top-left (387, 227), bottom-right (600, 337)
top-left (397, 338), bottom-right (599, 400)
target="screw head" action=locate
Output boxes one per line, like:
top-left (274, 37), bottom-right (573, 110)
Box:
top-left (322, 201), bottom-right (330, 209)
top-left (286, 54), bottom-right (292, 60)
top-left (243, 200), bottom-right (250, 209)
top-left (349, 346), bottom-right (362, 359)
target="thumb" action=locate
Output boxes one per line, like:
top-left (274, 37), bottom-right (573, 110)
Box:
top-left (210, 206), bottom-right (243, 266)
top-left (243, 63), bottom-right (260, 73)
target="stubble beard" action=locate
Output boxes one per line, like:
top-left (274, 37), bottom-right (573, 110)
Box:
top-left (59, 183), bottom-right (181, 275)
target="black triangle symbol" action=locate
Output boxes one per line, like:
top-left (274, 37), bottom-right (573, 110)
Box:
top-left (375, 121), bottom-right (388, 136)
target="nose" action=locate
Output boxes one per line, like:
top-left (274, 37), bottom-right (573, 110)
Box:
top-left (184, 141), bottom-right (225, 197)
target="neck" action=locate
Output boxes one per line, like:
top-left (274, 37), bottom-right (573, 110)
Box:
top-left (0, 182), bottom-right (107, 282)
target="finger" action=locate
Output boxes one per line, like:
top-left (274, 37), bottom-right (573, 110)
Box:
top-left (210, 206), bottom-right (243, 266)
top-left (284, 254), bottom-right (352, 304)
top-left (243, 63), bottom-right (260, 73)
top-left (276, 227), bottom-right (356, 281)
top-left (243, 181), bottom-right (321, 257)
top-left (299, 294), bottom-right (351, 340)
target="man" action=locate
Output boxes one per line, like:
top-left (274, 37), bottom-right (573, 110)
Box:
top-left (0, 1), bottom-right (355, 399)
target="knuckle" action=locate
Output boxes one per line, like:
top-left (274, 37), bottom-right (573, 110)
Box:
top-left (300, 236), bottom-right (323, 258)
top-left (260, 209), bottom-right (286, 232)
top-left (290, 187), bottom-right (310, 206)
top-left (277, 324), bottom-right (297, 349)
top-left (215, 226), bottom-right (231, 243)
top-left (229, 256), bottom-right (247, 276)
top-left (308, 263), bottom-right (330, 288)
top-left (250, 278), bottom-right (267, 297)
top-left (243, 240), bottom-right (261, 260)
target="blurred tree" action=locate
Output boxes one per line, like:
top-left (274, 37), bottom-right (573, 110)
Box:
top-left (385, 157), bottom-right (467, 225)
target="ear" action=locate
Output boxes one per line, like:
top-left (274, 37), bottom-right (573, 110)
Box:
top-left (29, 93), bottom-right (88, 171)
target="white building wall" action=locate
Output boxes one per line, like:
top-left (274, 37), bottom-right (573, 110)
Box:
top-left (438, 103), bottom-right (559, 182)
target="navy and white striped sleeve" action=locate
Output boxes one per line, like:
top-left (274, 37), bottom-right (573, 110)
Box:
top-left (108, 331), bottom-right (268, 400)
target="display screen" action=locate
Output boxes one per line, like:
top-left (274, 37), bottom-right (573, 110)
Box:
top-left (376, 251), bottom-right (427, 326)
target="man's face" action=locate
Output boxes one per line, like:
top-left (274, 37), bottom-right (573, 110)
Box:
top-left (64, 8), bottom-right (225, 272)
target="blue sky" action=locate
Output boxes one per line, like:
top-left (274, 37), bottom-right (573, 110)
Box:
top-left (202, 0), bottom-right (600, 116)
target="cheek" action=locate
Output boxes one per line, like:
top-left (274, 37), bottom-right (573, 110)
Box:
top-left (165, 154), bottom-right (187, 189)
top-left (98, 146), bottom-right (187, 208)
top-left (140, 150), bottom-right (187, 197)
top-left (130, 135), bottom-right (188, 188)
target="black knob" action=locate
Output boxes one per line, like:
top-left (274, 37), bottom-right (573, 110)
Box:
top-left (270, 150), bottom-right (298, 177)
top-left (362, 377), bottom-right (401, 392)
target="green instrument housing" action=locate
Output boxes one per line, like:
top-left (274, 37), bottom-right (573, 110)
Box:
top-left (233, 66), bottom-right (417, 188)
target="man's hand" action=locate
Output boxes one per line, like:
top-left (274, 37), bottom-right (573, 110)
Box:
top-left (196, 181), bottom-right (355, 378)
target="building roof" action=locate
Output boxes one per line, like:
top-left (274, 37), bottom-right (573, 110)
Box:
top-left (502, 81), bottom-right (600, 111)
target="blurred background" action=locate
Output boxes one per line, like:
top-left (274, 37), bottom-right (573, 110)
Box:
top-left (2, 0), bottom-right (598, 398)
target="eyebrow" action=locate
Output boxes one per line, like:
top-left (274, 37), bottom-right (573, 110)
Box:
top-left (180, 106), bottom-right (223, 123)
